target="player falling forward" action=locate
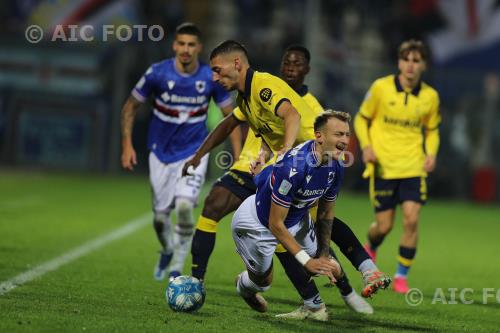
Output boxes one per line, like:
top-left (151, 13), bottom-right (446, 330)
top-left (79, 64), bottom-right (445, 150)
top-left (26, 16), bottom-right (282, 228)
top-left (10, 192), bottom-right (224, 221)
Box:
top-left (275, 45), bottom-right (374, 315)
top-left (188, 44), bottom-right (373, 314)
top-left (232, 111), bottom-right (349, 318)
top-left (355, 39), bottom-right (441, 293)
top-left (184, 41), bottom-right (390, 318)
top-left (120, 23), bottom-right (239, 281)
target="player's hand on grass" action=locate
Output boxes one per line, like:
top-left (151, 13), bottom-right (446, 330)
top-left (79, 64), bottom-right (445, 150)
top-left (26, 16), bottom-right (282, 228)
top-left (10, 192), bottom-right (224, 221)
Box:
top-left (424, 155), bottom-right (436, 172)
top-left (182, 157), bottom-right (200, 177)
top-left (362, 146), bottom-right (377, 164)
top-left (304, 257), bottom-right (338, 284)
top-left (121, 146), bottom-right (137, 171)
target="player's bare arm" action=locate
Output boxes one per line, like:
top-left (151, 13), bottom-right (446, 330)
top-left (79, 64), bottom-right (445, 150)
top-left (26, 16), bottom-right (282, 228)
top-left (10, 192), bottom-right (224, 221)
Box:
top-left (182, 113), bottom-right (242, 176)
top-left (316, 199), bottom-right (343, 280)
top-left (120, 95), bottom-right (143, 170)
top-left (424, 155), bottom-right (436, 172)
top-left (250, 139), bottom-right (272, 175)
top-left (268, 201), bottom-right (337, 283)
top-left (220, 104), bottom-right (243, 159)
top-left (275, 101), bottom-right (301, 156)
top-left (315, 198), bottom-right (335, 257)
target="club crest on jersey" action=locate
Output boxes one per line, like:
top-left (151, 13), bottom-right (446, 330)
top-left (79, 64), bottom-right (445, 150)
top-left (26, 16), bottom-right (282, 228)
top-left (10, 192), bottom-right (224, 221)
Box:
top-left (167, 80), bottom-right (175, 90)
top-left (259, 88), bottom-right (272, 102)
top-left (328, 172), bottom-right (335, 183)
top-left (195, 80), bottom-right (206, 93)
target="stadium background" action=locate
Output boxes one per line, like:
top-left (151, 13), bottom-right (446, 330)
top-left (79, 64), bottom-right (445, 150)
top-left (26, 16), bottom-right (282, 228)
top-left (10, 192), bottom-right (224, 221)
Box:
top-left (1, 0), bottom-right (499, 203)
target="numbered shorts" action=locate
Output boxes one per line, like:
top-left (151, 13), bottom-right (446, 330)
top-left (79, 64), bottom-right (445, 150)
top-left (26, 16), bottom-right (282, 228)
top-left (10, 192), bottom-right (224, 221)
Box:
top-left (149, 152), bottom-right (209, 213)
top-left (231, 194), bottom-right (317, 275)
top-left (374, 177), bottom-right (427, 212)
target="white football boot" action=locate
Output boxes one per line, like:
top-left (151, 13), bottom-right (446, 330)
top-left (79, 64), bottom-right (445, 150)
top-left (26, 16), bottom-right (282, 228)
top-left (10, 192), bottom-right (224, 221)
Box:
top-left (342, 290), bottom-right (374, 314)
top-left (275, 304), bottom-right (328, 322)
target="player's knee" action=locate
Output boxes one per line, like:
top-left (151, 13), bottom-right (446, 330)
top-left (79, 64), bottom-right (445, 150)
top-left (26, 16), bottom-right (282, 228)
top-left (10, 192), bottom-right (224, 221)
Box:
top-left (402, 209), bottom-right (419, 227)
top-left (403, 217), bottom-right (419, 234)
top-left (153, 212), bottom-right (169, 230)
top-left (175, 198), bottom-right (194, 222)
top-left (377, 221), bottom-right (393, 235)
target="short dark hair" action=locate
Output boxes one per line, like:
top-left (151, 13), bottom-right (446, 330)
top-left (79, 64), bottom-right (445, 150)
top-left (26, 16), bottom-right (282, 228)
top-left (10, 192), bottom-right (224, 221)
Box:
top-left (398, 39), bottom-right (428, 62)
top-left (175, 22), bottom-right (202, 39)
top-left (210, 40), bottom-right (248, 60)
top-left (284, 44), bottom-right (311, 64)
top-left (314, 110), bottom-right (351, 132)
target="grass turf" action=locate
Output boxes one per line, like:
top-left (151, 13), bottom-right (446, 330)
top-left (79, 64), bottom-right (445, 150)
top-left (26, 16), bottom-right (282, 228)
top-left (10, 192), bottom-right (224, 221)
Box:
top-left (0, 170), bottom-right (499, 332)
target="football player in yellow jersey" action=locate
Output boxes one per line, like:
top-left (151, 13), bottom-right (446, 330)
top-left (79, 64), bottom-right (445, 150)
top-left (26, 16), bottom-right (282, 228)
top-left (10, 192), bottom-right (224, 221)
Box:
top-left (184, 44), bottom-right (311, 290)
top-left (354, 39), bottom-right (441, 294)
top-left (185, 43), bottom-right (388, 315)
top-left (185, 43), bottom-right (309, 288)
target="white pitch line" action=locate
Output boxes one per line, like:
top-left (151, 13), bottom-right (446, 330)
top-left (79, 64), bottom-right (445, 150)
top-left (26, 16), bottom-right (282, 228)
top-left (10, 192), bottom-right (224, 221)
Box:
top-left (0, 213), bottom-right (151, 296)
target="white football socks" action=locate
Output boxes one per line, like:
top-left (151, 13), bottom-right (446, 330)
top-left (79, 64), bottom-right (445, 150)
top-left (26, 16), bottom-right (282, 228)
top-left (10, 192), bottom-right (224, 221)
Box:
top-left (169, 198), bottom-right (195, 273)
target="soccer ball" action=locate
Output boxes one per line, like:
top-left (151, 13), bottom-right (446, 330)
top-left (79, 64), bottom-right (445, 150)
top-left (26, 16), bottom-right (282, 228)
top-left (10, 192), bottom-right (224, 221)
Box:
top-left (166, 275), bottom-right (205, 312)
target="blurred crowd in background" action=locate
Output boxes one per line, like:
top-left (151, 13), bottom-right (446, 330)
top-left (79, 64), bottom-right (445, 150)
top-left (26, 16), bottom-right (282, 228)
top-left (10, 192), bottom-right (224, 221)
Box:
top-left (0, 0), bottom-right (499, 203)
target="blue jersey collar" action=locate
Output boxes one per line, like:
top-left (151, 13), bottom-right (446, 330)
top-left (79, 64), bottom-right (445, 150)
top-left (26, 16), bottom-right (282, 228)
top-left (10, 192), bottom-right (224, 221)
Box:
top-left (172, 59), bottom-right (200, 78)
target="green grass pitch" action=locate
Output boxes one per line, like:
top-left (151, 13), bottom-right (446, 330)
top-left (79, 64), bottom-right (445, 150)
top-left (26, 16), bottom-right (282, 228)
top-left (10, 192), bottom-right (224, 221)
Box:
top-left (0, 170), bottom-right (499, 332)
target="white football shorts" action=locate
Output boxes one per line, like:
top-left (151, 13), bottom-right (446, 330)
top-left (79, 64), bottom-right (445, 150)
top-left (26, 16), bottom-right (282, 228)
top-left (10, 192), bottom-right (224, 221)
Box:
top-left (231, 194), bottom-right (318, 275)
top-left (149, 152), bottom-right (209, 213)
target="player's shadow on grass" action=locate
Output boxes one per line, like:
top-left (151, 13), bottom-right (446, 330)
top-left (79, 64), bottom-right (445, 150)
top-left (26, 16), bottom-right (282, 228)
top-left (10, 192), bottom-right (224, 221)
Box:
top-left (378, 304), bottom-right (435, 315)
top-left (208, 285), bottom-right (301, 307)
top-left (258, 311), bottom-right (437, 333)
top-left (333, 313), bottom-right (438, 332)
top-left (208, 286), bottom-right (435, 332)
top-left (250, 311), bottom-right (434, 333)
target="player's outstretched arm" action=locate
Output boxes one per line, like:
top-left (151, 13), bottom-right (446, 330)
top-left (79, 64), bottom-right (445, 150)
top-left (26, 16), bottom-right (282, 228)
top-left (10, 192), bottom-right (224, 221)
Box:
top-left (275, 101), bottom-right (301, 156)
top-left (182, 113), bottom-right (241, 176)
top-left (120, 95), bottom-right (143, 171)
top-left (268, 202), bottom-right (337, 283)
top-left (220, 105), bottom-right (243, 160)
top-left (250, 140), bottom-right (272, 175)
